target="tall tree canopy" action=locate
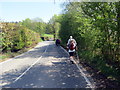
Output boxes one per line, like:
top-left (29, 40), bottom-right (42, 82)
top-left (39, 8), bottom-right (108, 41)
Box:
top-left (58, 1), bottom-right (120, 82)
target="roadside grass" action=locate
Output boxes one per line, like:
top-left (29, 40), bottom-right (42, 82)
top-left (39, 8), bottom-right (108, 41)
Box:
top-left (0, 55), bottom-right (8, 62)
top-left (60, 43), bottom-right (120, 87)
top-left (39, 37), bottom-right (43, 42)
top-left (80, 54), bottom-right (120, 87)
top-left (0, 39), bottom-right (42, 63)
top-left (42, 34), bottom-right (54, 38)
top-left (41, 34), bottom-right (54, 41)
top-left (0, 46), bottom-right (32, 63)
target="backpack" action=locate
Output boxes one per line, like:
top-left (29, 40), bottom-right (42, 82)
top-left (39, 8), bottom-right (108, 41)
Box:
top-left (56, 39), bottom-right (60, 44)
top-left (69, 42), bottom-right (75, 50)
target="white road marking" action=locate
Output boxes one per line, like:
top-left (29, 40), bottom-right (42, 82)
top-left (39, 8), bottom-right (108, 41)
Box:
top-left (0, 42), bottom-right (41, 65)
top-left (0, 54), bottom-right (25, 65)
top-left (60, 46), bottom-right (94, 88)
top-left (13, 45), bottom-right (49, 83)
top-left (0, 42), bottom-right (49, 65)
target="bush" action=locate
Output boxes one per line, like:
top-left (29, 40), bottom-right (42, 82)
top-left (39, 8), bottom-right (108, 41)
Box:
top-left (1, 22), bottom-right (40, 52)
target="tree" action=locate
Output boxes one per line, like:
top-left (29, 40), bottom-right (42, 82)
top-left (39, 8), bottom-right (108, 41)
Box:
top-left (59, 1), bottom-right (120, 82)
top-left (20, 18), bottom-right (46, 36)
top-left (47, 14), bottom-right (61, 40)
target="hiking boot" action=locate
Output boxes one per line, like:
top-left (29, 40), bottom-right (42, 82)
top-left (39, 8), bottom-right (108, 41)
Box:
top-left (71, 61), bottom-right (74, 64)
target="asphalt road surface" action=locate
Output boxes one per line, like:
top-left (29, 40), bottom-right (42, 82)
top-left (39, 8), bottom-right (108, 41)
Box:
top-left (0, 41), bottom-right (94, 88)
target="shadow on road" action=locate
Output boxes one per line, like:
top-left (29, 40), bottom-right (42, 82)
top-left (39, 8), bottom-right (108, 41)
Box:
top-left (13, 44), bottom-right (68, 60)
top-left (1, 42), bottom-right (89, 88)
top-left (2, 59), bottom-right (88, 88)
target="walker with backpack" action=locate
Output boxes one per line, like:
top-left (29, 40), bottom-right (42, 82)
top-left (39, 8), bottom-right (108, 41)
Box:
top-left (67, 36), bottom-right (78, 64)
top-left (55, 39), bottom-right (61, 46)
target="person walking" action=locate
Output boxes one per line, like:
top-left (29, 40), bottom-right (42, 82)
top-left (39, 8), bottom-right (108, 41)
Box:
top-left (67, 36), bottom-right (77, 46)
top-left (55, 39), bottom-right (61, 46)
top-left (67, 36), bottom-right (77, 64)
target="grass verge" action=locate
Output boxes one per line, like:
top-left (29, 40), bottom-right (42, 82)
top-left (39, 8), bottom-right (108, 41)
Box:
top-left (0, 42), bottom-right (41, 63)
top-left (42, 34), bottom-right (54, 38)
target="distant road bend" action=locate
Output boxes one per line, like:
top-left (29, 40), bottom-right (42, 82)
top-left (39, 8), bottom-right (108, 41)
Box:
top-left (0, 41), bottom-right (95, 88)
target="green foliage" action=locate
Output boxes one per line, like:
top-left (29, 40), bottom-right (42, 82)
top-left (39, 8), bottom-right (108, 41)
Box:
top-left (43, 34), bottom-right (54, 38)
top-left (47, 15), bottom-right (61, 40)
top-left (1, 22), bottom-right (40, 52)
top-left (20, 18), bottom-right (46, 36)
top-left (59, 2), bottom-right (120, 82)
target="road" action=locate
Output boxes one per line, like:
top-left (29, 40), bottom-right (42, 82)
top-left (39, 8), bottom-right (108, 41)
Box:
top-left (0, 41), bottom-right (94, 88)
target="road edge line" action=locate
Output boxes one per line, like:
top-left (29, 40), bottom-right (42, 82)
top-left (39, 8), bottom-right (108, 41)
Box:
top-left (60, 46), bottom-right (94, 88)
top-left (0, 42), bottom-right (45, 65)
top-left (13, 44), bottom-right (49, 83)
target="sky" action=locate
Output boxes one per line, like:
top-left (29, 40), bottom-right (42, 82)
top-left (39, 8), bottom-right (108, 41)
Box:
top-left (1, 0), bottom-right (119, 22)
top-left (0, 0), bottom-right (64, 22)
